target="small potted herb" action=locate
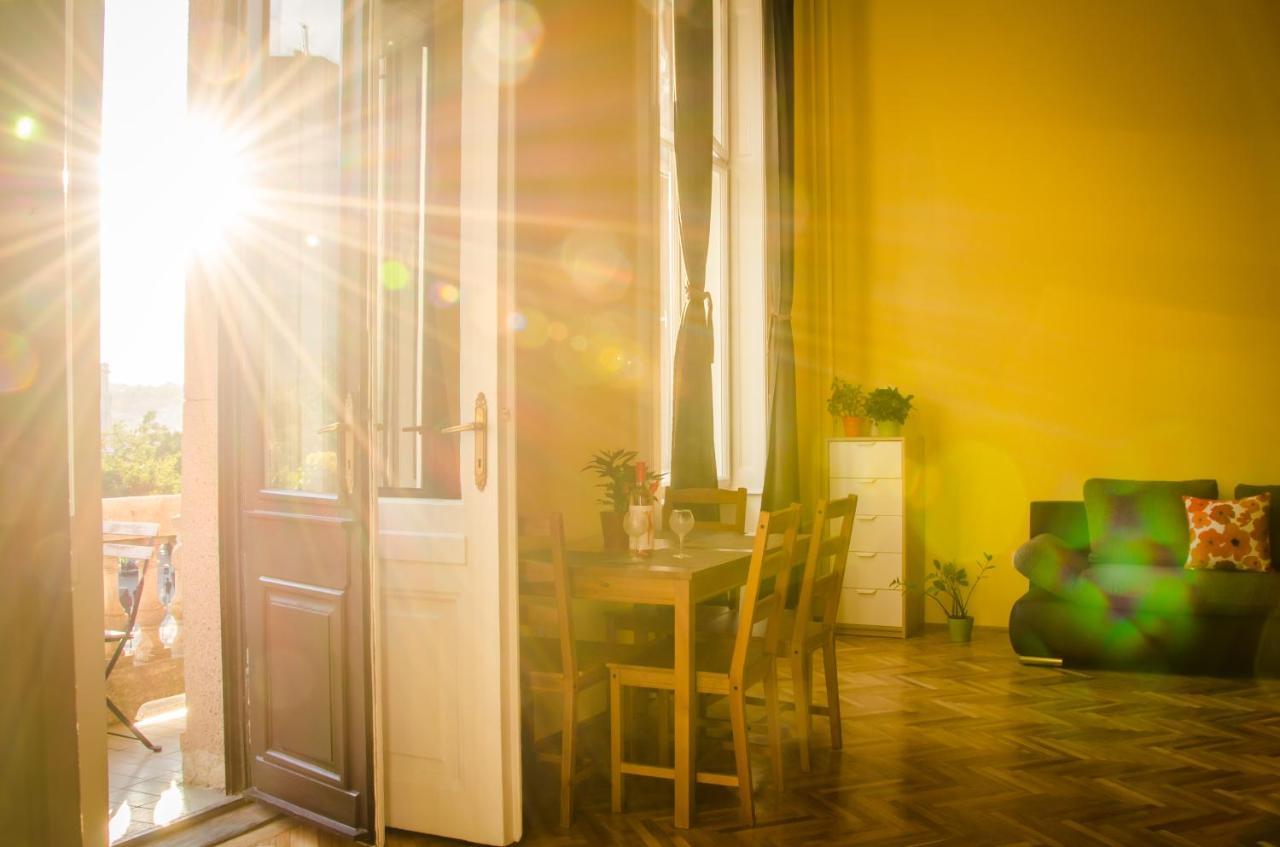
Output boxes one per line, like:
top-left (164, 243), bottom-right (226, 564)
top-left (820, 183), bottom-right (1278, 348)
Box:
top-left (864, 386), bottom-right (914, 436)
top-left (826, 378), bottom-right (867, 437)
top-left (891, 553), bottom-right (995, 642)
top-left (582, 449), bottom-right (662, 552)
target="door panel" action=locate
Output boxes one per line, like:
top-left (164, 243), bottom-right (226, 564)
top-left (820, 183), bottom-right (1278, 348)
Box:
top-left (374, 0), bottom-right (520, 843)
top-left (231, 0), bottom-right (376, 839)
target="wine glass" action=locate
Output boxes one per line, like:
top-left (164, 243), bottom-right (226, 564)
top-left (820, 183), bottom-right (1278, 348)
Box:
top-left (669, 509), bottom-right (695, 559)
top-left (623, 508), bottom-right (649, 561)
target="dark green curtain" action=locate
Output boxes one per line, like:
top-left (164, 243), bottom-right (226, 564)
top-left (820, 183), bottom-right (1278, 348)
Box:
top-left (762, 0), bottom-right (800, 510)
top-left (669, 0), bottom-right (718, 492)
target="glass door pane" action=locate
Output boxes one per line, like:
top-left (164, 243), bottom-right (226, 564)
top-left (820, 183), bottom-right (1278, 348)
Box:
top-left (261, 0), bottom-right (345, 494)
top-left (375, 0), bottom-right (462, 498)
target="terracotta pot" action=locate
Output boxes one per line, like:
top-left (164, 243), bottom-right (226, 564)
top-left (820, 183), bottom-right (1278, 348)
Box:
top-left (948, 615), bottom-right (974, 643)
top-left (841, 416), bottom-right (864, 437)
top-left (600, 511), bottom-right (628, 553)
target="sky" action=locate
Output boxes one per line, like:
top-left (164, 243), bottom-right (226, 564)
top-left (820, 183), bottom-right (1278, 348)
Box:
top-left (100, 0), bottom-right (190, 386)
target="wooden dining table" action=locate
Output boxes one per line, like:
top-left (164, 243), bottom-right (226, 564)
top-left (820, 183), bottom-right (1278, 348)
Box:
top-left (566, 530), bottom-right (802, 829)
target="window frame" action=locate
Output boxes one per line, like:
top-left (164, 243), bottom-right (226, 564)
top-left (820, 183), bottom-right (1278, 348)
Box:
top-left (656, 0), bottom-right (766, 498)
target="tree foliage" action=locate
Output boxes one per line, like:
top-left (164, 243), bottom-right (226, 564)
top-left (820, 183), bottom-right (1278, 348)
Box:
top-left (102, 411), bottom-right (181, 497)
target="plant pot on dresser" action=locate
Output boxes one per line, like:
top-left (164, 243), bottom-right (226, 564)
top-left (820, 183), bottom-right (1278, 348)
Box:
top-left (828, 437), bottom-right (924, 637)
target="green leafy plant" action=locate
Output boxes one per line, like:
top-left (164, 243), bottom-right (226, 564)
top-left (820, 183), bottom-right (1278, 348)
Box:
top-left (864, 386), bottom-right (915, 425)
top-left (826, 378), bottom-right (866, 418)
top-left (101, 411), bottom-right (182, 498)
top-left (891, 553), bottom-right (995, 620)
top-left (582, 449), bottom-right (663, 514)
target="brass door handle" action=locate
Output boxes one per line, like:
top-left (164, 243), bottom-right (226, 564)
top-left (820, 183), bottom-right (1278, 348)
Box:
top-left (439, 393), bottom-right (487, 491)
top-left (315, 395), bottom-right (355, 494)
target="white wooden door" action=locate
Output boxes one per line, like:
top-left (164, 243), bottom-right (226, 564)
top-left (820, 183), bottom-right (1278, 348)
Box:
top-left (372, 1), bottom-right (521, 844)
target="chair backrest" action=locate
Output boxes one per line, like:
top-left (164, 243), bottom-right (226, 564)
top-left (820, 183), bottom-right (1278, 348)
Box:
top-left (792, 496), bottom-right (857, 649)
top-left (730, 504), bottom-right (801, 684)
top-left (663, 487), bottom-right (749, 535)
top-left (517, 514), bottom-right (575, 679)
top-left (103, 520), bottom-right (163, 563)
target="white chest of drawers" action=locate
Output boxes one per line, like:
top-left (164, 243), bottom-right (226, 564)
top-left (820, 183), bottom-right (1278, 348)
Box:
top-left (827, 437), bottom-right (923, 637)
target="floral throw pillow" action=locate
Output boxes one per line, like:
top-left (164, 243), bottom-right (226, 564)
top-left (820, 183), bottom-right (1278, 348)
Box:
top-left (1184, 493), bottom-right (1272, 571)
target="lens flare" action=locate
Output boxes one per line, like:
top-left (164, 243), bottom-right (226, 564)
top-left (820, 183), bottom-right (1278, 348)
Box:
top-left (0, 331), bottom-right (37, 394)
top-left (173, 115), bottom-right (256, 255)
top-left (431, 282), bottom-right (460, 306)
top-left (13, 115), bottom-right (36, 140)
top-left (473, 0), bottom-right (544, 86)
top-left (515, 309), bottom-right (550, 349)
top-left (508, 311), bottom-right (528, 332)
top-left (559, 229), bottom-right (632, 304)
top-left (381, 260), bottom-right (410, 291)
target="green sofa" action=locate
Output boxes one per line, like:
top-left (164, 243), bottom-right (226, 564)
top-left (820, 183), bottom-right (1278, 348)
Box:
top-left (1009, 480), bottom-right (1280, 675)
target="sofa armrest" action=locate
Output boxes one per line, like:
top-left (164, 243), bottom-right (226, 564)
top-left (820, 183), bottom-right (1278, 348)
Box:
top-left (1015, 533), bottom-right (1089, 593)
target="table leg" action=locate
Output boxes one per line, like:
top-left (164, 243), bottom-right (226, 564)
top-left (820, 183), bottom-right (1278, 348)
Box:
top-left (673, 583), bottom-right (695, 828)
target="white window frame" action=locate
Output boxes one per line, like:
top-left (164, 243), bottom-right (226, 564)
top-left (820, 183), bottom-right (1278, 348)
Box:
top-left (657, 0), bottom-right (765, 502)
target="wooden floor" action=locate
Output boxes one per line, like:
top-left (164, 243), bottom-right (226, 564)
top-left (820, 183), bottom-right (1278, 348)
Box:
top-left (389, 627), bottom-right (1280, 846)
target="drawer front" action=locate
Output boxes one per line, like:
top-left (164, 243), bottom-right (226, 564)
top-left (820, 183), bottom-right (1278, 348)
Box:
top-left (845, 552), bottom-right (902, 590)
top-left (849, 514), bottom-right (903, 553)
top-left (838, 587), bottom-right (903, 628)
top-left (830, 440), bottom-right (902, 479)
top-left (829, 477), bottom-right (903, 516)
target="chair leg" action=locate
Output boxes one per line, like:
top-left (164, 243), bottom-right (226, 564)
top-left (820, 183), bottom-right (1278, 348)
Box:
top-left (792, 649), bottom-right (812, 772)
top-left (106, 697), bottom-right (161, 753)
top-left (728, 687), bottom-right (754, 827)
top-left (610, 671), bottom-right (624, 814)
top-left (559, 686), bottom-right (577, 828)
top-left (657, 690), bottom-right (671, 767)
top-left (822, 639), bottom-right (843, 751)
top-left (763, 663), bottom-right (784, 794)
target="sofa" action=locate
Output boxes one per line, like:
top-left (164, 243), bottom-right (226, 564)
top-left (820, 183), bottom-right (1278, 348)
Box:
top-left (1009, 479), bottom-right (1280, 675)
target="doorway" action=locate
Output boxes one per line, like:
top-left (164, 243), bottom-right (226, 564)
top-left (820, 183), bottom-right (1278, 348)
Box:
top-left (99, 0), bottom-right (232, 840)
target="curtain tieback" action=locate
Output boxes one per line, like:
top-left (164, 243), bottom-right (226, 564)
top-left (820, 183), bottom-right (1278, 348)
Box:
top-left (769, 311), bottom-right (792, 321)
top-left (687, 289), bottom-right (714, 363)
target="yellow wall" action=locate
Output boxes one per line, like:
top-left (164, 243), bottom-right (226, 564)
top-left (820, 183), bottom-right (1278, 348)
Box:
top-left (515, 1), bottom-right (657, 542)
top-left (797, 0), bottom-right (1280, 627)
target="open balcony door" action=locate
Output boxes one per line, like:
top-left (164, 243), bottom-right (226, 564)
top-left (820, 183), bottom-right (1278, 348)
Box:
top-left (221, 0), bottom-right (380, 840)
top-left (373, 0), bottom-right (522, 844)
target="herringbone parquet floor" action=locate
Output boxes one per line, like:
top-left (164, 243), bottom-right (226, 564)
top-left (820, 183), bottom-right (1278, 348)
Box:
top-left (389, 628), bottom-right (1280, 846)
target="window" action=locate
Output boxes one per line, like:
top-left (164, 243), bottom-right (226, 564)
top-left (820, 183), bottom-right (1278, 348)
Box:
top-left (658, 0), bottom-right (766, 494)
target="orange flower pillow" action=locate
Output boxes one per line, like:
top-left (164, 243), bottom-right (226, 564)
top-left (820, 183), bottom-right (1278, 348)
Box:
top-left (1183, 493), bottom-right (1272, 571)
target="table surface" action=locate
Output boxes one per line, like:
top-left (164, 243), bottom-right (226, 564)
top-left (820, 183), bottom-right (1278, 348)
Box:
top-left (566, 532), bottom-right (759, 581)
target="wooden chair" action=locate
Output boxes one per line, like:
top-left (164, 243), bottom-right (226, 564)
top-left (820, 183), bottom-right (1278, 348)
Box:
top-left (103, 520), bottom-right (172, 752)
top-left (662, 486), bottom-right (749, 535)
top-left (518, 513), bottom-right (630, 828)
top-left (607, 504), bottom-right (801, 826)
top-left (781, 496), bottom-right (857, 771)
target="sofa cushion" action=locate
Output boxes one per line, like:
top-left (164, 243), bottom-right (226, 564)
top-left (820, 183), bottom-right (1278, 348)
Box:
top-left (1014, 533), bottom-right (1088, 592)
top-left (1237, 484), bottom-right (1280, 556)
top-left (1084, 478), bottom-right (1218, 567)
top-left (1080, 563), bottom-right (1280, 616)
top-left (1185, 493), bottom-right (1272, 572)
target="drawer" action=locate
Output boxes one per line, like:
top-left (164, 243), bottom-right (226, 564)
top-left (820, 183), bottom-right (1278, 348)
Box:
top-left (844, 552), bottom-right (902, 590)
top-left (829, 477), bottom-right (903, 516)
top-left (829, 440), bottom-right (902, 479)
top-left (838, 587), bottom-right (902, 628)
top-left (849, 514), bottom-right (902, 553)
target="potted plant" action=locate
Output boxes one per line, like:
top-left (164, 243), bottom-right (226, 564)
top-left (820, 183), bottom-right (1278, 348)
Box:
top-left (582, 449), bottom-right (662, 552)
top-left (864, 386), bottom-right (914, 436)
top-left (826, 378), bottom-right (867, 436)
top-left (891, 553), bottom-right (995, 643)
